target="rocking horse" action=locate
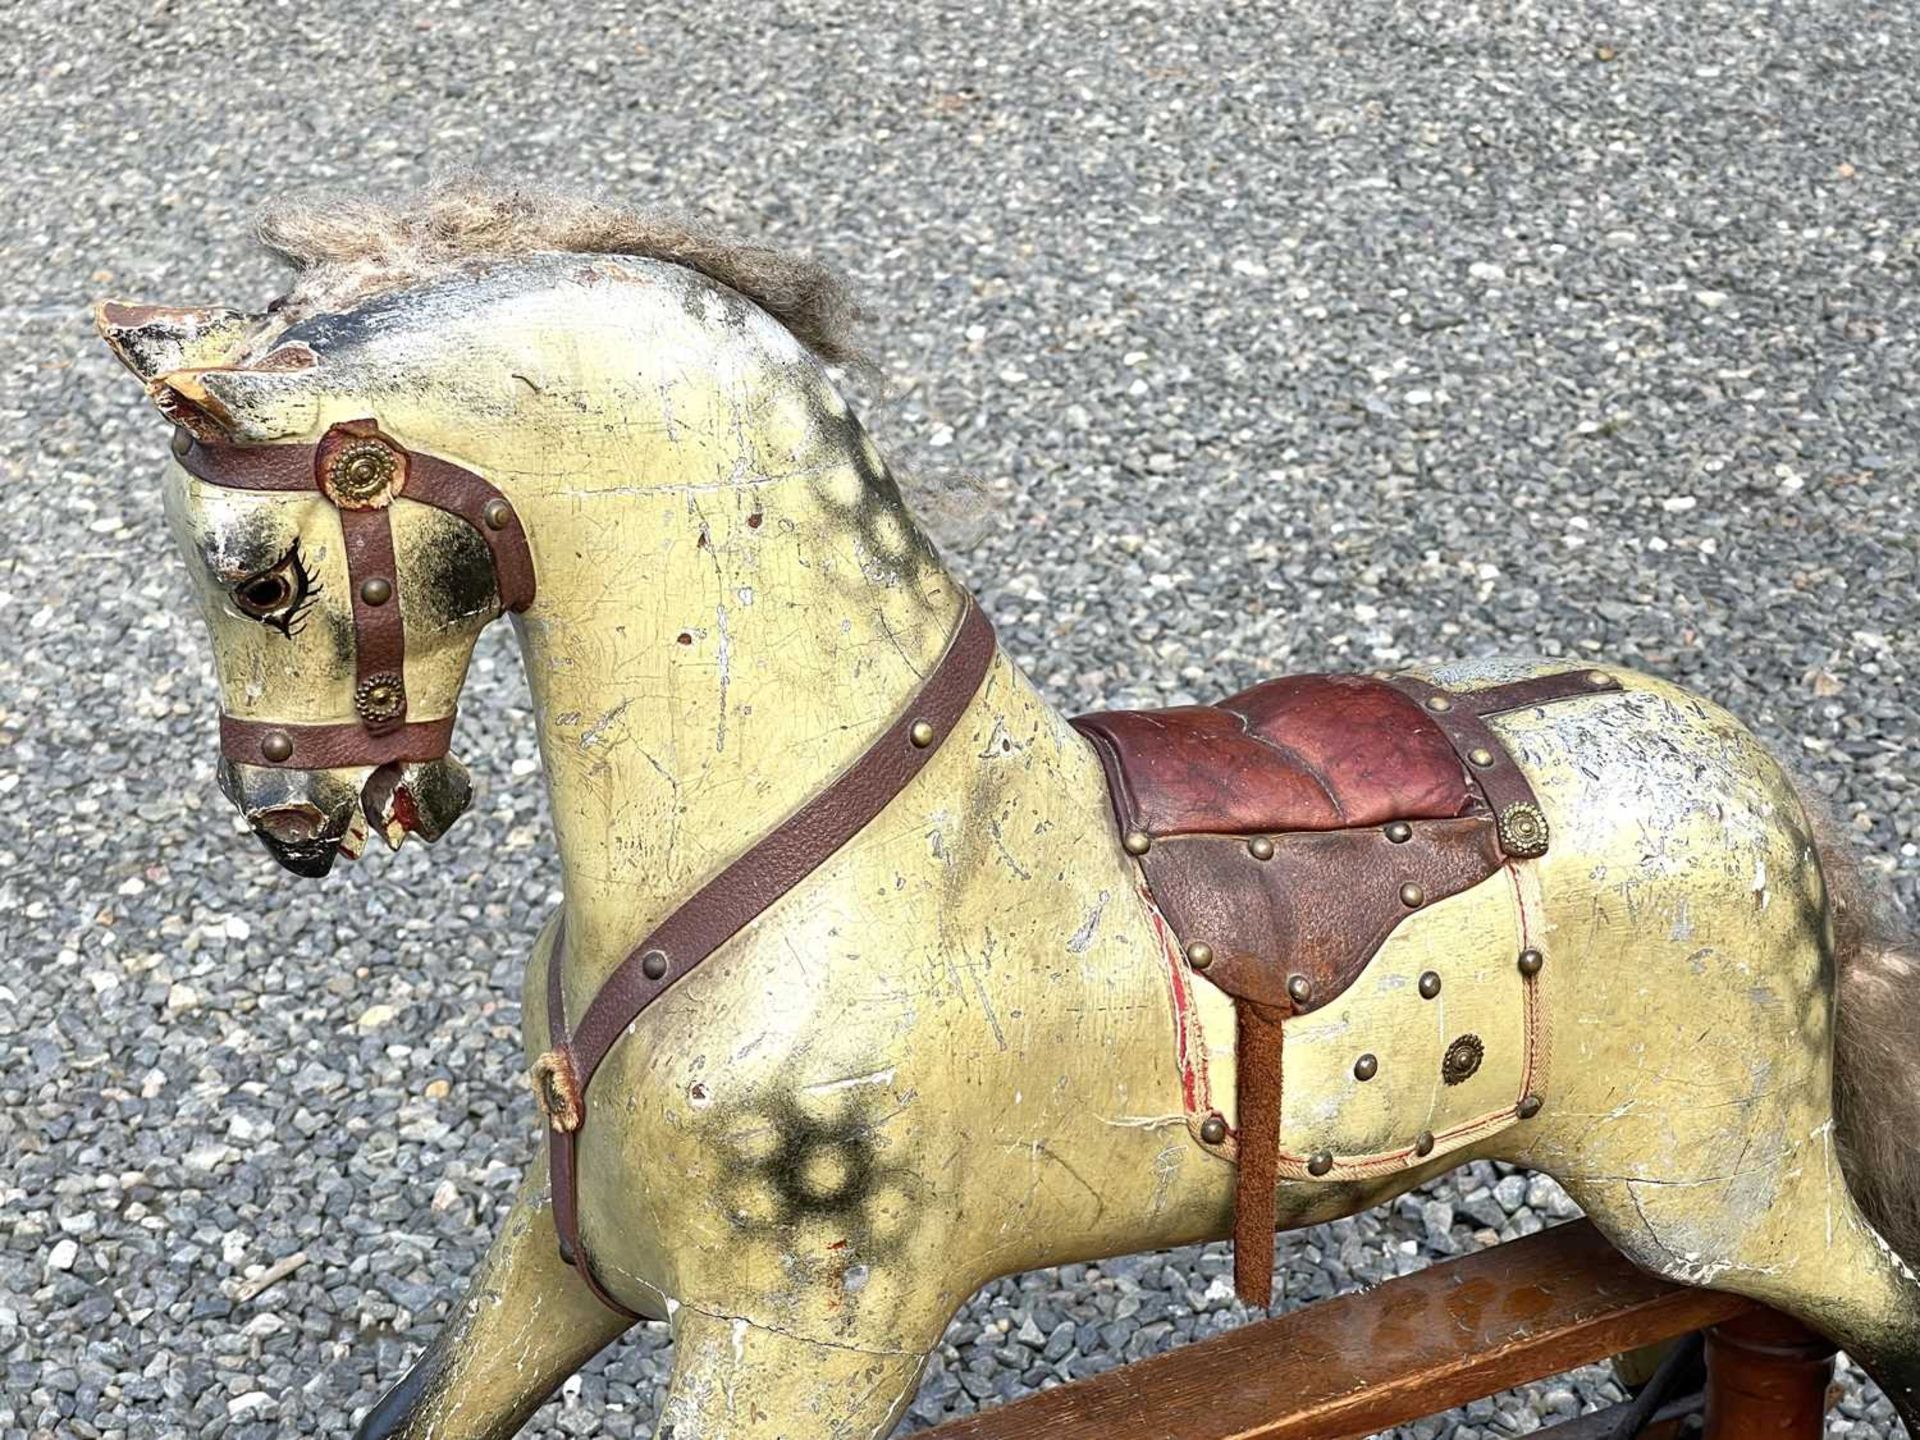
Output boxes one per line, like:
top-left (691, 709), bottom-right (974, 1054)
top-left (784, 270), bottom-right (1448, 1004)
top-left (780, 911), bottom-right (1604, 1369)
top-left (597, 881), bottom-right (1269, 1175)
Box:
top-left (98, 184), bottom-right (1920, 1439)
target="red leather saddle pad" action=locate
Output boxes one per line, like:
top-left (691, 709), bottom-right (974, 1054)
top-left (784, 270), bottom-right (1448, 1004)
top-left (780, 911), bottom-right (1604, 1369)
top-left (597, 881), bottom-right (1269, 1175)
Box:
top-left (1071, 674), bottom-right (1475, 839)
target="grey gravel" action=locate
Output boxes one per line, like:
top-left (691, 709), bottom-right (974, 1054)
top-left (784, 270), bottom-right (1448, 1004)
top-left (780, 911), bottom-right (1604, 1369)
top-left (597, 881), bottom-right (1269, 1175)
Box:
top-left (2, 2), bottom-right (1915, 1438)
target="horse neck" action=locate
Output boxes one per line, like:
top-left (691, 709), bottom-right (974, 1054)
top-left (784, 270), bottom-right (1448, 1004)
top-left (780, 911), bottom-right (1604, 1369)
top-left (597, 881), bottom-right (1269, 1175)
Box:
top-left (506, 427), bottom-right (978, 997)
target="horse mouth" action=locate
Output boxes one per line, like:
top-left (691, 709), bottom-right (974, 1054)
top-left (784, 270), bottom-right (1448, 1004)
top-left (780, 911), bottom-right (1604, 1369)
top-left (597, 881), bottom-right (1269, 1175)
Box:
top-left (248, 799), bottom-right (369, 878)
top-left (227, 757), bottom-right (473, 878)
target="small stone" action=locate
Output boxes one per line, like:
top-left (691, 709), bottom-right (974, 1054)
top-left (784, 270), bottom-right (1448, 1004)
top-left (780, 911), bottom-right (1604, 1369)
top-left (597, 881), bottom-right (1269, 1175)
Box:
top-left (357, 1003), bottom-right (399, 1029)
top-left (1043, 1320), bottom-right (1076, 1362)
top-left (227, 1113), bottom-right (273, 1143)
top-left (227, 1392), bottom-right (272, 1419)
top-left (1493, 1174), bottom-right (1530, 1214)
top-left (184, 1142), bottom-right (238, 1173)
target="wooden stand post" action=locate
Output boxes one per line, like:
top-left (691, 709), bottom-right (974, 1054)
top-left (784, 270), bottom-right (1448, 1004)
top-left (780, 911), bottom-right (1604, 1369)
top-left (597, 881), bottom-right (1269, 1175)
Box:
top-left (1703, 1309), bottom-right (1837, 1439)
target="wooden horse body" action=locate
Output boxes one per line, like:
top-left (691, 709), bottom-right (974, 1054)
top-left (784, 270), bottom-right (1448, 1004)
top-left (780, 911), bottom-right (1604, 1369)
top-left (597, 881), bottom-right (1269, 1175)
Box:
top-left (98, 205), bottom-right (1920, 1439)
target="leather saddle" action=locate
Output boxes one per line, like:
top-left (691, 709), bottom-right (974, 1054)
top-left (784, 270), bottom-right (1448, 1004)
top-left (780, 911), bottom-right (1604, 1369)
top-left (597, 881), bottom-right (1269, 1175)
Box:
top-left (1071, 668), bottom-right (1617, 1305)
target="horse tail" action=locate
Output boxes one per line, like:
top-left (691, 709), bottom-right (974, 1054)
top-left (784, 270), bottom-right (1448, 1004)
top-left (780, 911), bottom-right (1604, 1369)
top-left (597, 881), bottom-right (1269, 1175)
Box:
top-left (1823, 810), bottom-right (1920, 1265)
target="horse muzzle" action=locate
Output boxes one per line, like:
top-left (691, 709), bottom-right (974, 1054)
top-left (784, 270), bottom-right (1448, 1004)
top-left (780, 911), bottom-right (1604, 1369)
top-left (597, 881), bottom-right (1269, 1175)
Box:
top-left (218, 755), bottom-right (474, 877)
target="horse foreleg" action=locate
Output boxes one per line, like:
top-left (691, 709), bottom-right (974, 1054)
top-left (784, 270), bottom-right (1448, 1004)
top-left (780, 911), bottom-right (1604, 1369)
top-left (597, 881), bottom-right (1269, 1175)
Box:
top-left (657, 1304), bottom-right (933, 1440)
top-left (354, 1160), bottom-right (636, 1440)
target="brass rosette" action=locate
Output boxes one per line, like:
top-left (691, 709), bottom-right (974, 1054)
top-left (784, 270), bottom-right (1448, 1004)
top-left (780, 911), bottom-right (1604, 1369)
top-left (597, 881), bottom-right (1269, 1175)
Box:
top-left (322, 438), bottom-right (403, 508)
top-left (1497, 800), bottom-right (1550, 858)
top-left (354, 672), bottom-right (408, 726)
top-left (1442, 1033), bottom-right (1485, 1086)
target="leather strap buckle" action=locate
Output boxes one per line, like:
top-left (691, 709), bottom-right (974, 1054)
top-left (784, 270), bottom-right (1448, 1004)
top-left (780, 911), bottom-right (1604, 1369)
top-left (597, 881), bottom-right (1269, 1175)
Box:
top-left (530, 1048), bottom-right (584, 1133)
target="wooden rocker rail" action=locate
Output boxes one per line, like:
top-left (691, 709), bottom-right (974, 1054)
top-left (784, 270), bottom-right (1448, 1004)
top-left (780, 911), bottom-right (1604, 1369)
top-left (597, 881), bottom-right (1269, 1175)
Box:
top-left (923, 1220), bottom-right (1840, 1440)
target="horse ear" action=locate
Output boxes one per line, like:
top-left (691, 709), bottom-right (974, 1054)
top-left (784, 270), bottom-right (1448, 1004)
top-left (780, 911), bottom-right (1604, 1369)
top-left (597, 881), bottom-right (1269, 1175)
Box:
top-left (149, 358), bottom-right (323, 443)
top-left (94, 301), bottom-right (260, 382)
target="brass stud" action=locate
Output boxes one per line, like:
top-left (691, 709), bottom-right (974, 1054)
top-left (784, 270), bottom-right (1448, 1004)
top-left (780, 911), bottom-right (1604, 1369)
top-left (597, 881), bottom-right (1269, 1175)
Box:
top-left (1248, 835), bottom-right (1275, 861)
top-left (1468, 746), bottom-right (1496, 768)
top-left (640, 950), bottom-right (669, 981)
top-left (354, 674), bottom-right (406, 726)
top-left (909, 719), bottom-right (936, 748)
top-left (170, 426), bottom-right (193, 457)
top-left (1185, 941), bottom-right (1214, 970)
top-left (1413, 1130), bottom-right (1436, 1157)
top-left (1199, 1113), bottom-right (1228, 1145)
top-left (1518, 947), bottom-right (1545, 977)
top-left (1307, 1151), bottom-right (1334, 1177)
top-left (1286, 973), bottom-right (1314, 1006)
top-left (1384, 820), bottom-right (1413, 844)
top-left (359, 576), bottom-right (393, 606)
top-left (1123, 830), bottom-right (1152, 857)
top-left (1425, 693), bottom-right (1454, 713)
top-left (483, 498), bottom-right (514, 531)
top-left (1353, 1053), bottom-right (1378, 1082)
top-left (1399, 882), bottom-right (1426, 908)
top-left (1443, 1033), bottom-right (1486, 1085)
top-left (1518, 1094), bottom-right (1544, 1119)
top-left (1586, 670), bottom-right (1612, 687)
top-left (1419, 970), bottom-right (1442, 999)
top-left (259, 730), bottom-right (293, 763)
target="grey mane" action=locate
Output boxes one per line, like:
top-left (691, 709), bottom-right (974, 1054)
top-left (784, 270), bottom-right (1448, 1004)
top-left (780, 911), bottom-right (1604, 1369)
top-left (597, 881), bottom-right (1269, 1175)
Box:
top-left (256, 175), bottom-right (859, 364)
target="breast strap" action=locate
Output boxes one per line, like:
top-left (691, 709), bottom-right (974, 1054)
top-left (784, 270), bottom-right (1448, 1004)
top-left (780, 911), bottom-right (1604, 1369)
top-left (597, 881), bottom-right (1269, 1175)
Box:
top-left (534, 596), bottom-right (997, 1316)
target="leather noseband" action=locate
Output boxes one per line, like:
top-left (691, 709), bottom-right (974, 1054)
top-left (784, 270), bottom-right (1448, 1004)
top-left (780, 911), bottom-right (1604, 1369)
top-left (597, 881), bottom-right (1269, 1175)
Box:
top-left (176, 420), bottom-right (536, 770)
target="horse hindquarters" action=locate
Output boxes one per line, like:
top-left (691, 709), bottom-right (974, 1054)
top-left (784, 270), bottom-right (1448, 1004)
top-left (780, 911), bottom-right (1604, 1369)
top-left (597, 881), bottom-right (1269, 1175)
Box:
top-left (1465, 668), bottom-right (1920, 1430)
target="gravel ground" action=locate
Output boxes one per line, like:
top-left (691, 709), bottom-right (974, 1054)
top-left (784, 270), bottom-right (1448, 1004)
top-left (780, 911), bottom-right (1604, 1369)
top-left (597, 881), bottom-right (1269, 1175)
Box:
top-left (3, 2), bottom-right (1916, 1437)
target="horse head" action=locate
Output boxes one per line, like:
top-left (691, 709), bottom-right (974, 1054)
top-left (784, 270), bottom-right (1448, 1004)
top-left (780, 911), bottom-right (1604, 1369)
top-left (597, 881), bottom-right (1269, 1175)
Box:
top-left (96, 206), bottom-right (880, 885)
top-left (95, 300), bottom-right (523, 874)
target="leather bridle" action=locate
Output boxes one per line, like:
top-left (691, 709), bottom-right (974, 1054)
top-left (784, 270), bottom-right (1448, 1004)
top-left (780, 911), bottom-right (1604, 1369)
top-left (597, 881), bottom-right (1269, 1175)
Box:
top-left (174, 419), bottom-right (536, 770)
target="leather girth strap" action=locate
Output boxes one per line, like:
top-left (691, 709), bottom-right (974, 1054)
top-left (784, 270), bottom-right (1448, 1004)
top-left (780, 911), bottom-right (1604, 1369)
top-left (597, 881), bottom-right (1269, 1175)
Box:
top-left (1233, 999), bottom-right (1288, 1305)
top-left (537, 597), bottom-right (998, 1316)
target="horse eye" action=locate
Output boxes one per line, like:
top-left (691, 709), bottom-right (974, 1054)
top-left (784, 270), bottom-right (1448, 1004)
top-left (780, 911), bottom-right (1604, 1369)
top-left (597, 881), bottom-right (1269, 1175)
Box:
top-left (231, 541), bottom-right (319, 634)
top-left (236, 575), bottom-right (291, 613)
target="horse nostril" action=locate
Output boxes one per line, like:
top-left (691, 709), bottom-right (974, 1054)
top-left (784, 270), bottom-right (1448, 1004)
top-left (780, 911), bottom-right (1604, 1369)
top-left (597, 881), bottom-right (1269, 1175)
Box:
top-left (253, 804), bottom-right (328, 844)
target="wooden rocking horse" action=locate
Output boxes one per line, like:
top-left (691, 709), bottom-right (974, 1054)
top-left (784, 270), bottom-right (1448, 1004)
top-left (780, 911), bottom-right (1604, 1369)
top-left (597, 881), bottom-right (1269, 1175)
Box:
top-left (98, 183), bottom-right (1920, 1439)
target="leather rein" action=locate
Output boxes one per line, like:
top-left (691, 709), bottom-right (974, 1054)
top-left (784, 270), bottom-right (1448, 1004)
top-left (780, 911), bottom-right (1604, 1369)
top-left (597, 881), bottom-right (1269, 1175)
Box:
top-left (535, 596), bottom-right (998, 1317)
top-left (174, 420), bottom-right (536, 770)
